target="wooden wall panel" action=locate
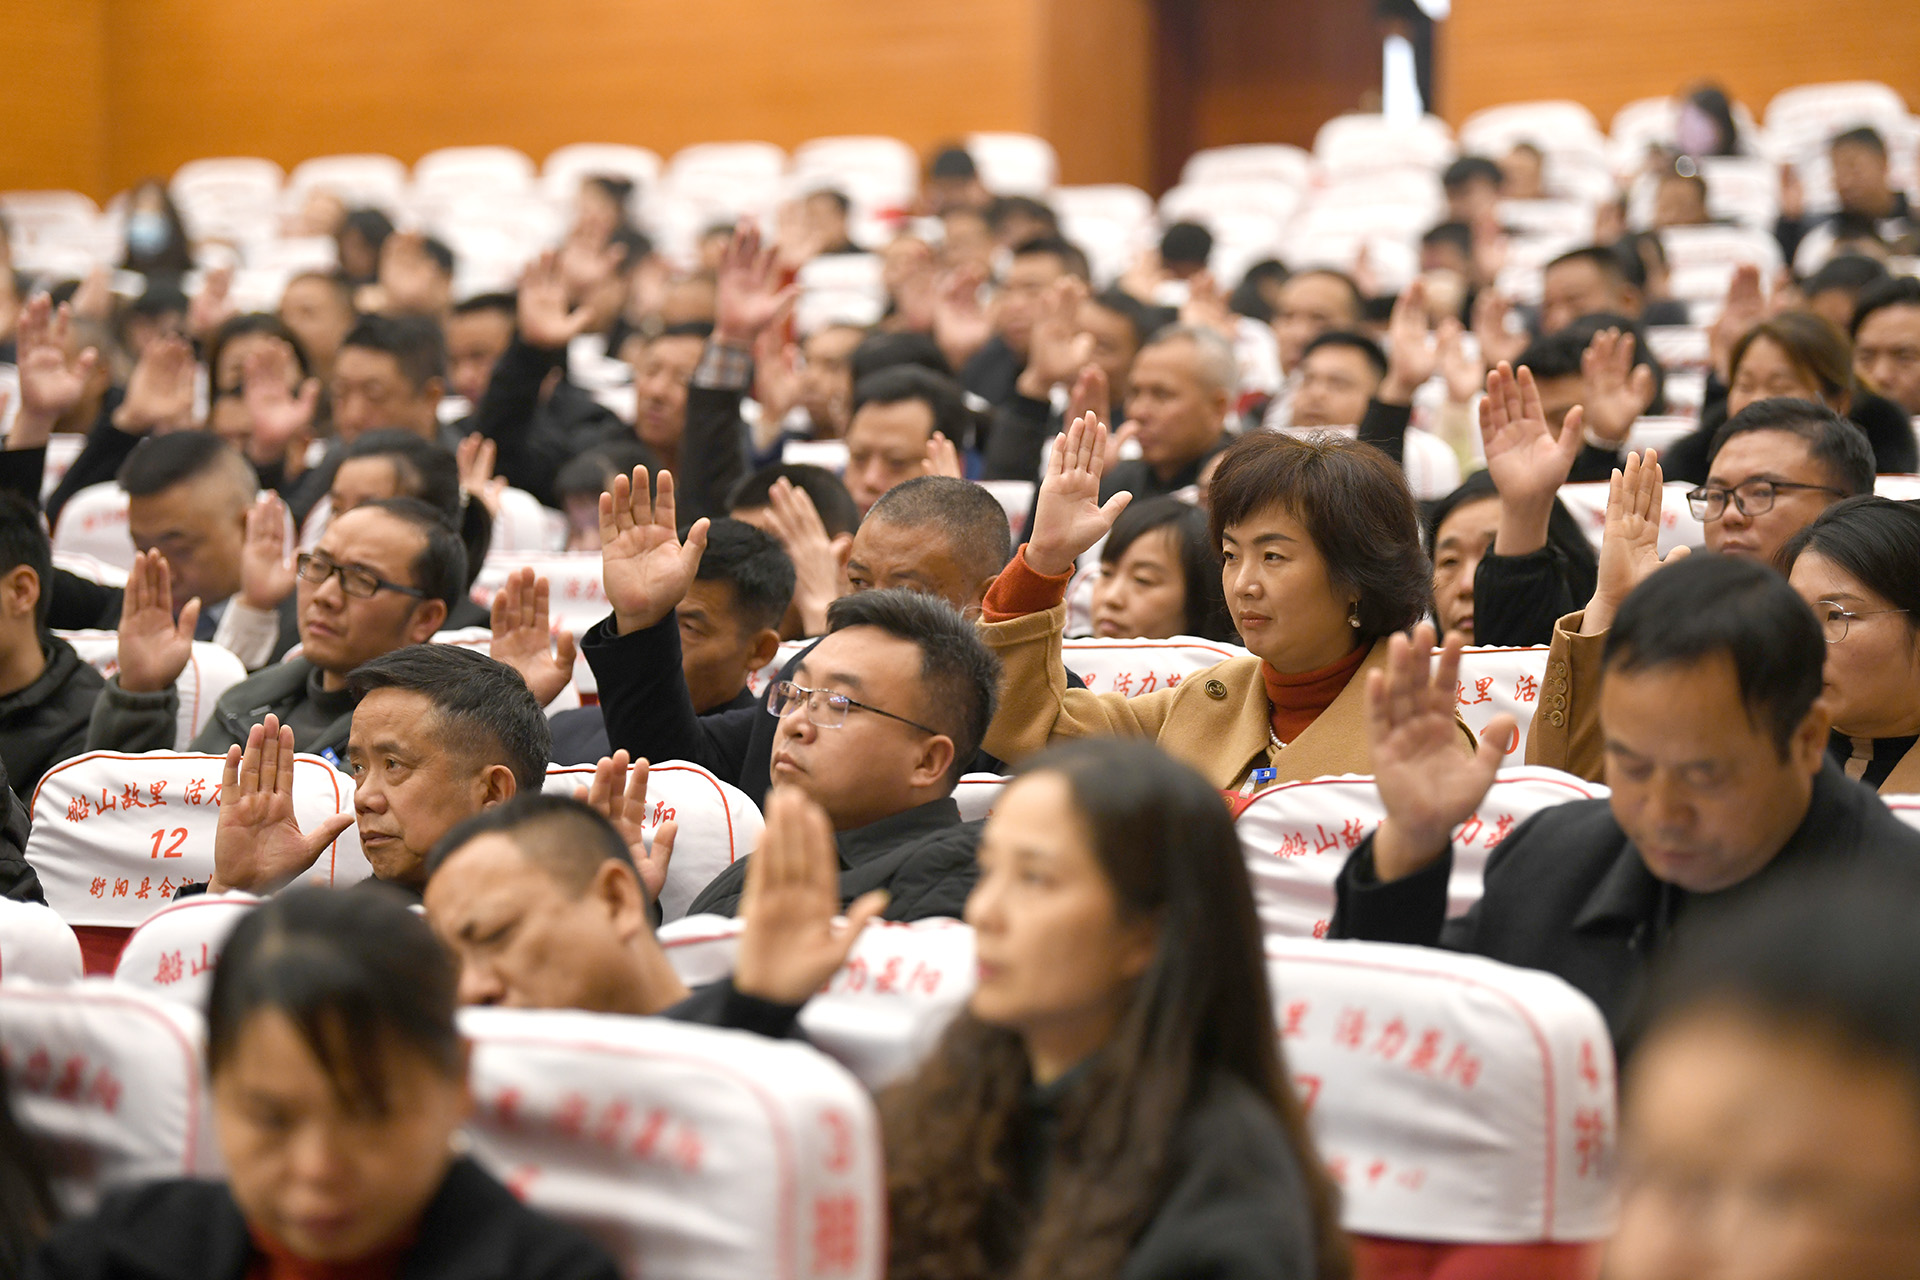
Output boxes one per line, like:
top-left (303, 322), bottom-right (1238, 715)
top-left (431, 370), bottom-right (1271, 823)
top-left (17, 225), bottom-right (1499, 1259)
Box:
top-left (91, 0), bottom-right (1042, 196)
top-left (3, 0), bottom-right (108, 196)
top-left (1441, 0), bottom-right (1920, 132)
top-left (1039, 0), bottom-right (1153, 186)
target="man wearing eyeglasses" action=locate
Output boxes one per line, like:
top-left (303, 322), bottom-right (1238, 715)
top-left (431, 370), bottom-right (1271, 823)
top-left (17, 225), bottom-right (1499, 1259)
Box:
top-left (1529, 400), bottom-right (1874, 781)
top-left (87, 498), bottom-right (462, 762)
top-left (681, 587), bottom-right (1001, 921)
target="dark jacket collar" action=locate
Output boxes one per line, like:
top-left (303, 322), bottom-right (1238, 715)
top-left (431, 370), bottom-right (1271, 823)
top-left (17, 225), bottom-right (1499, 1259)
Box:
top-left (835, 796), bottom-right (961, 870)
top-left (0, 634), bottom-right (91, 715)
top-left (1574, 759), bottom-right (1873, 933)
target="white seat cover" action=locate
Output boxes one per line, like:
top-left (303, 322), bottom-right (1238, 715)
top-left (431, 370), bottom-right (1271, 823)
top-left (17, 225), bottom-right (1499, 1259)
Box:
top-left (471, 551), bottom-right (609, 634)
top-left (58, 631), bottom-right (250, 748)
top-left (1555, 481), bottom-right (1704, 556)
top-left (27, 750), bottom-right (368, 927)
top-left (747, 638), bottom-right (813, 700)
top-left (1058, 634), bottom-right (1253, 697)
top-left (0, 981), bottom-right (222, 1213)
top-left (1270, 938), bottom-right (1616, 1242)
top-left (49, 482), bottom-right (133, 572)
top-left (112, 894), bottom-right (259, 1004)
top-left (461, 1007), bottom-right (885, 1280)
top-left (1452, 646), bottom-right (1550, 764)
top-left (0, 898), bottom-right (84, 983)
top-left (542, 762), bottom-right (763, 923)
top-left (658, 914), bottom-right (976, 1089)
top-left (951, 773), bottom-right (1009, 823)
top-left (1236, 768), bottom-right (1610, 940)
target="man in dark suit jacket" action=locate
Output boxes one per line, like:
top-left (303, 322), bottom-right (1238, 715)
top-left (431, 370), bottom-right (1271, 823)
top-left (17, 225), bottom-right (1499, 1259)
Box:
top-left (586, 468), bottom-right (999, 921)
top-left (1333, 555), bottom-right (1920, 1037)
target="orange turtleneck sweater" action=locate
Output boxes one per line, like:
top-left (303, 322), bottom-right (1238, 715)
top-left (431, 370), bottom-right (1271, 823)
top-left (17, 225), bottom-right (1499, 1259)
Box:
top-left (982, 546), bottom-right (1369, 744)
top-left (246, 1226), bottom-right (412, 1280)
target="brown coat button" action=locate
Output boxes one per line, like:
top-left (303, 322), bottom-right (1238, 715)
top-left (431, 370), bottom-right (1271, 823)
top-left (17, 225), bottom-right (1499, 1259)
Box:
top-left (1547, 711), bottom-right (1565, 726)
top-left (1205, 679), bottom-right (1229, 699)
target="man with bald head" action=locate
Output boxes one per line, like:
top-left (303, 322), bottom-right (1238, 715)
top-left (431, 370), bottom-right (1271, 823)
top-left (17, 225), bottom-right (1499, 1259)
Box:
top-left (584, 470), bottom-right (1015, 806)
top-left (1101, 324), bottom-right (1236, 503)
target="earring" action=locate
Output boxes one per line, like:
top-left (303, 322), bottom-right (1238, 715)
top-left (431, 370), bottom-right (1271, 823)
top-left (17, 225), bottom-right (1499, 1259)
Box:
top-left (1348, 602), bottom-right (1361, 628)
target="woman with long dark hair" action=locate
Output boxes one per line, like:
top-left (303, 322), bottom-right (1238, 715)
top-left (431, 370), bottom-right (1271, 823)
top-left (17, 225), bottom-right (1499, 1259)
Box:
top-left (882, 738), bottom-right (1349, 1280)
top-left (29, 887), bottom-right (618, 1280)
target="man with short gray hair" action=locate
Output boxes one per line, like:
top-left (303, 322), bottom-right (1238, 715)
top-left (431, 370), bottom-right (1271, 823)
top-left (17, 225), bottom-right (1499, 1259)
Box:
top-left (1101, 324), bottom-right (1237, 503)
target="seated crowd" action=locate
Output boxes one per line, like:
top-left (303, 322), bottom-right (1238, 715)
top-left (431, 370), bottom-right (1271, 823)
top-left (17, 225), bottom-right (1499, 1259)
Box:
top-left (4, 117), bottom-right (1920, 1280)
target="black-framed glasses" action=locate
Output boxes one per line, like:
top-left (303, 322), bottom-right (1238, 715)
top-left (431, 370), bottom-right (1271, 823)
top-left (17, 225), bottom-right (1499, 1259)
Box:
top-left (1686, 478), bottom-right (1846, 522)
top-left (295, 552), bottom-right (426, 600)
top-left (1817, 603), bottom-right (1911, 643)
top-left (765, 679), bottom-right (941, 736)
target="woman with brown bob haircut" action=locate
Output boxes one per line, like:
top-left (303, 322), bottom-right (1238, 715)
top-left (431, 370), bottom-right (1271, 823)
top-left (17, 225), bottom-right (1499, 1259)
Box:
top-left (975, 414), bottom-right (1472, 791)
top-left (882, 737), bottom-right (1350, 1280)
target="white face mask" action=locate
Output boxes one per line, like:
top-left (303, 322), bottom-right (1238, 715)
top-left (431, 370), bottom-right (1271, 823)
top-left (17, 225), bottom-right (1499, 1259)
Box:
top-left (127, 210), bottom-right (171, 257)
top-left (1675, 104), bottom-right (1721, 158)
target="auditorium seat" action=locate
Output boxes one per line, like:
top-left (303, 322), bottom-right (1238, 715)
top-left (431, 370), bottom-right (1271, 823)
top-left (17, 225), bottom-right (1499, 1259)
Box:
top-left (1180, 144), bottom-right (1314, 193)
top-left (285, 153), bottom-right (410, 218)
top-left (964, 132), bottom-right (1059, 197)
top-left (1659, 224), bottom-right (1785, 304)
top-left (1052, 183), bottom-right (1157, 285)
top-left (26, 749), bottom-right (367, 973)
top-left (790, 135), bottom-right (920, 218)
top-left (795, 251), bottom-right (889, 331)
top-left (541, 761), bottom-right (764, 923)
top-left (112, 893), bottom-right (259, 1005)
top-left (58, 630), bottom-right (250, 749)
top-left (0, 897), bottom-right (85, 984)
top-left (541, 143), bottom-right (664, 211)
top-left (0, 981), bottom-right (223, 1213)
top-left (1269, 938), bottom-right (1613, 1278)
top-left (412, 146), bottom-right (536, 205)
top-left (1057, 633), bottom-right (1253, 697)
top-left (461, 1006), bottom-right (886, 1279)
top-left (951, 772), bottom-right (1008, 823)
top-left (658, 913), bottom-right (976, 1088)
top-left (1235, 767), bottom-right (1610, 941)
top-left (169, 157), bottom-right (284, 246)
top-left (1312, 114), bottom-right (1457, 180)
top-left (50, 482), bottom-right (135, 572)
top-left (469, 550), bottom-right (612, 634)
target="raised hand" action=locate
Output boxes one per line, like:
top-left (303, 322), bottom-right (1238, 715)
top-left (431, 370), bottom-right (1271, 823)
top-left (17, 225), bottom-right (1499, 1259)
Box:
top-left (210, 715), bottom-right (354, 895)
top-left (1067, 363), bottom-right (1111, 429)
top-left (1436, 318), bottom-right (1485, 407)
top-left (187, 266), bottom-right (235, 342)
top-left (1480, 362), bottom-right (1586, 558)
top-left (1472, 289), bottom-right (1527, 369)
top-left (734, 786), bottom-right (886, 1005)
top-left (457, 433), bottom-right (507, 518)
top-left (1179, 270), bottom-right (1235, 340)
top-left (113, 335), bottom-right (197, 434)
top-left (715, 219), bottom-right (798, 346)
top-left (238, 494), bottom-right (297, 611)
top-left (1366, 625), bottom-right (1515, 882)
top-left (1579, 328), bottom-right (1656, 447)
top-left (519, 251), bottom-right (599, 351)
top-left (1581, 449), bottom-right (1689, 635)
top-left (1026, 412), bottom-right (1133, 577)
top-left (932, 265), bottom-right (992, 371)
top-left (1380, 278), bottom-right (1438, 404)
top-left (764, 477), bottom-right (848, 636)
top-left (489, 567), bottom-right (578, 707)
top-left (11, 295), bottom-right (99, 446)
top-left (240, 346), bottom-right (318, 466)
top-left (1708, 263), bottom-right (1766, 383)
top-left (116, 550), bottom-right (200, 694)
top-left (1015, 276), bottom-right (1093, 400)
top-left (575, 751), bottom-right (675, 908)
top-left (599, 466), bottom-right (709, 635)
top-left (923, 431), bottom-right (965, 480)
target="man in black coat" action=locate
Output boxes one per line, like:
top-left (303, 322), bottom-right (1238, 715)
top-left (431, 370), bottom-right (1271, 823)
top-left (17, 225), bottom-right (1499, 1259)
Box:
top-left (585, 473), bottom-right (1017, 809)
top-left (587, 467), bottom-right (998, 921)
top-left (1333, 555), bottom-right (1920, 1037)
top-left (0, 493), bottom-right (104, 799)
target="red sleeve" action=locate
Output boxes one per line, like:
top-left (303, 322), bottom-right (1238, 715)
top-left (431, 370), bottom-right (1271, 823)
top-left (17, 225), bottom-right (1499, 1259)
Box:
top-left (982, 545), bottom-right (1075, 623)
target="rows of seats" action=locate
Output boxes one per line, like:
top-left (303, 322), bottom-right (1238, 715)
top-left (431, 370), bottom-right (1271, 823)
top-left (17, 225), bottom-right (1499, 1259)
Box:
top-left (0, 916), bottom-right (1619, 1275)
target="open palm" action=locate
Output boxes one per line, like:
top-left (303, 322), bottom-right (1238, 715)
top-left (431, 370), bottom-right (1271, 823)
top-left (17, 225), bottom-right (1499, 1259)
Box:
top-left (1026, 413), bottom-right (1132, 577)
top-left (1480, 362), bottom-right (1585, 509)
top-left (600, 466), bottom-right (710, 634)
top-left (211, 716), bottom-right (353, 894)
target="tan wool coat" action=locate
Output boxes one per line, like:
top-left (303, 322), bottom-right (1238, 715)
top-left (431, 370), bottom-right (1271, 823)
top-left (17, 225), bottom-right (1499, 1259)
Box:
top-left (980, 603), bottom-right (1474, 792)
top-left (1526, 610), bottom-right (1920, 794)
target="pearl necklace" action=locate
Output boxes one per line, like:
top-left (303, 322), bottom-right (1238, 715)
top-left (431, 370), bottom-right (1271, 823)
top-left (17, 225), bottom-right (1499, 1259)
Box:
top-left (1269, 726), bottom-right (1284, 751)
